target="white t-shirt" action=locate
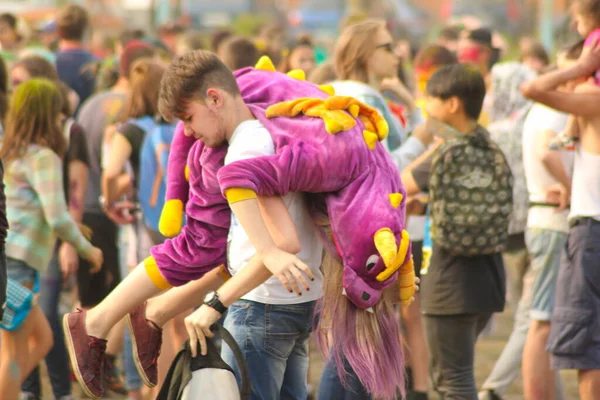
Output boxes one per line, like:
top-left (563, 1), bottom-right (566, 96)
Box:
top-left (522, 104), bottom-right (572, 232)
top-left (225, 120), bottom-right (324, 304)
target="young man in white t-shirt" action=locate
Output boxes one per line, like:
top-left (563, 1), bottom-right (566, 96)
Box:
top-left (217, 119), bottom-right (324, 399)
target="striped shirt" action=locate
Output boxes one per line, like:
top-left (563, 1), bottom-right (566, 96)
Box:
top-left (5, 145), bottom-right (94, 271)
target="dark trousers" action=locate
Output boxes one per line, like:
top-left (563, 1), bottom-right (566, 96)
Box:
top-left (425, 313), bottom-right (492, 400)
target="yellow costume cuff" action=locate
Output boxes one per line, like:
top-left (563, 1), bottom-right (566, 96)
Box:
top-left (225, 188), bottom-right (257, 204)
top-left (143, 256), bottom-right (172, 290)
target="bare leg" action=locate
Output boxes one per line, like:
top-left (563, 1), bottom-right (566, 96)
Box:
top-left (579, 370), bottom-right (600, 400)
top-left (523, 320), bottom-right (554, 400)
top-left (401, 295), bottom-right (429, 393)
top-left (145, 268), bottom-right (224, 327)
top-left (0, 306), bottom-right (50, 399)
top-left (23, 306), bottom-right (54, 379)
top-left (106, 318), bottom-right (125, 355)
top-left (86, 263), bottom-right (165, 339)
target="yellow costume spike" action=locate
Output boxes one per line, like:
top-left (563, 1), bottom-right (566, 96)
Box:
top-left (266, 98), bottom-right (357, 134)
top-left (374, 228), bottom-right (397, 270)
top-left (376, 120), bottom-right (389, 141)
top-left (363, 130), bottom-right (378, 150)
top-left (287, 69), bottom-right (306, 81)
top-left (389, 193), bottom-right (403, 209)
top-left (394, 230), bottom-right (411, 268)
top-left (377, 230), bottom-right (410, 282)
top-left (324, 117), bottom-right (344, 134)
top-left (184, 165), bottom-right (190, 181)
top-left (349, 104), bottom-right (360, 118)
top-left (255, 56), bottom-right (276, 72)
top-left (319, 85), bottom-right (335, 96)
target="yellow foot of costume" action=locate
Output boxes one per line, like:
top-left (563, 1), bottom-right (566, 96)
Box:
top-left (159, 199), bottom-right (184, 237)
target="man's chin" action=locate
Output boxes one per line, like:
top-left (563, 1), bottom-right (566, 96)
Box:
top-left (203, 139), bottom-right (226, 149)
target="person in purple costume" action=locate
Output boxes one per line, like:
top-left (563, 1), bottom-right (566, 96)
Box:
top-left (63, 51), bottom-right (416, 400)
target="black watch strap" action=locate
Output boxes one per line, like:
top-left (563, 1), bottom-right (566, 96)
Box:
top-left (205, 292), bottom-right (227, 314)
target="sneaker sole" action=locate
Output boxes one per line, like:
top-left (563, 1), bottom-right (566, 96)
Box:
top-left (126, 313), bottom-right (157, 388)
top-left (62, 314), bottom-right (102, 400)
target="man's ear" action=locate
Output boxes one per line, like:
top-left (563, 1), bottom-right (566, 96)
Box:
top-left (447, 96), bottom-right (461, 115)
top-left (205, 88), bottom-right (223, 108)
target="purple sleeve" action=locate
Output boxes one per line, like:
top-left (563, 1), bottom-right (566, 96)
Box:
top-left (217, 111), bottom-right (364, 197)
top-left (165, 122), bottom-right (195, 204)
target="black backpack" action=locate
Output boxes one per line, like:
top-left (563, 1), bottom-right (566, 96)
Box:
top-left (428, 127), bottom-right (513, 256)
top-left (157, 325), bottom-right (250, 400)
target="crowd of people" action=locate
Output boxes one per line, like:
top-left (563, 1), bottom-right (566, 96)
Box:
top-left (0, 1), bottom-right (598, 400)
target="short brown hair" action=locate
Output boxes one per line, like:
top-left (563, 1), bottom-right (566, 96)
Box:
top-left (123, 59), bottom-right (166, 120)
top-left (158, 50), bottom-right (240, 121)
top-left (57, 4), bottom-right (89, 41)
top-left (219, 36), bottom-right (260, 71)
top-left (12, 55), bottom-right (58, 81)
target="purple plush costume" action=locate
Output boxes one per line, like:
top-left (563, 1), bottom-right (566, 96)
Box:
top-left (152, 66), bottom-right (413, 399)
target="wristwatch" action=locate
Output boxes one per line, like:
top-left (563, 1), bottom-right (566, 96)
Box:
top-left (203, 291), bottom-right (227, 314)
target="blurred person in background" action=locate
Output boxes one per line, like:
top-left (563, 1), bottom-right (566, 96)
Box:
top-left (217, 36), bottom-right (261, 72)
top-left (437, 25), bottom-right (462, 54)
top-left (255, 23), bottom-right (287, 66)
top-left (520, 40), bottom-right (550, 74)
top-left (0, 13), bottom-right (24, 54)
top-left (116, 29), bottom-right (146, 57)
top-left (331, 20), bottom-right (432, 167)
top-left (55, 3), bottom-right (97, 111)
top-left (308, 61), bottom-right (337, 84)
top-left (279, 36), bottom-right (317, 78)
top-left (156, 22), bottom-right (184, 54)
top-left (174, 30), bottom-right (204, 57)
top-left (210, 29), bottom-right (233, 53)
top-left (90, 30), bottom-right (114, 60)
top-left (457, 28), bottom-right (499, 80)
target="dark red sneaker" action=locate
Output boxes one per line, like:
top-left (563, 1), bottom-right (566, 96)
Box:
top-left (126, 301), bottom-right (162, 387)
top-left (63, 309), bottom-right (106, 399)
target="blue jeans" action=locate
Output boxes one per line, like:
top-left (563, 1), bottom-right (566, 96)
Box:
top-left (221, 299), bottom-right (315, 400)
top-left (318, 356), bottom-right (371, 400)
top-left (21, 250), bottom-right (72, 398)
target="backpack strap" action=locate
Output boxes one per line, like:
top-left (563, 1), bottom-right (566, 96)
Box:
top-left (214, 324), bottom-right (251, 400)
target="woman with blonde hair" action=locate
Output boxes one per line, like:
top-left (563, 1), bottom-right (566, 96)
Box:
top-left (331, 20), bottom-right (432, 170)
top-left (0, 79), bottom-right (102, 399)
